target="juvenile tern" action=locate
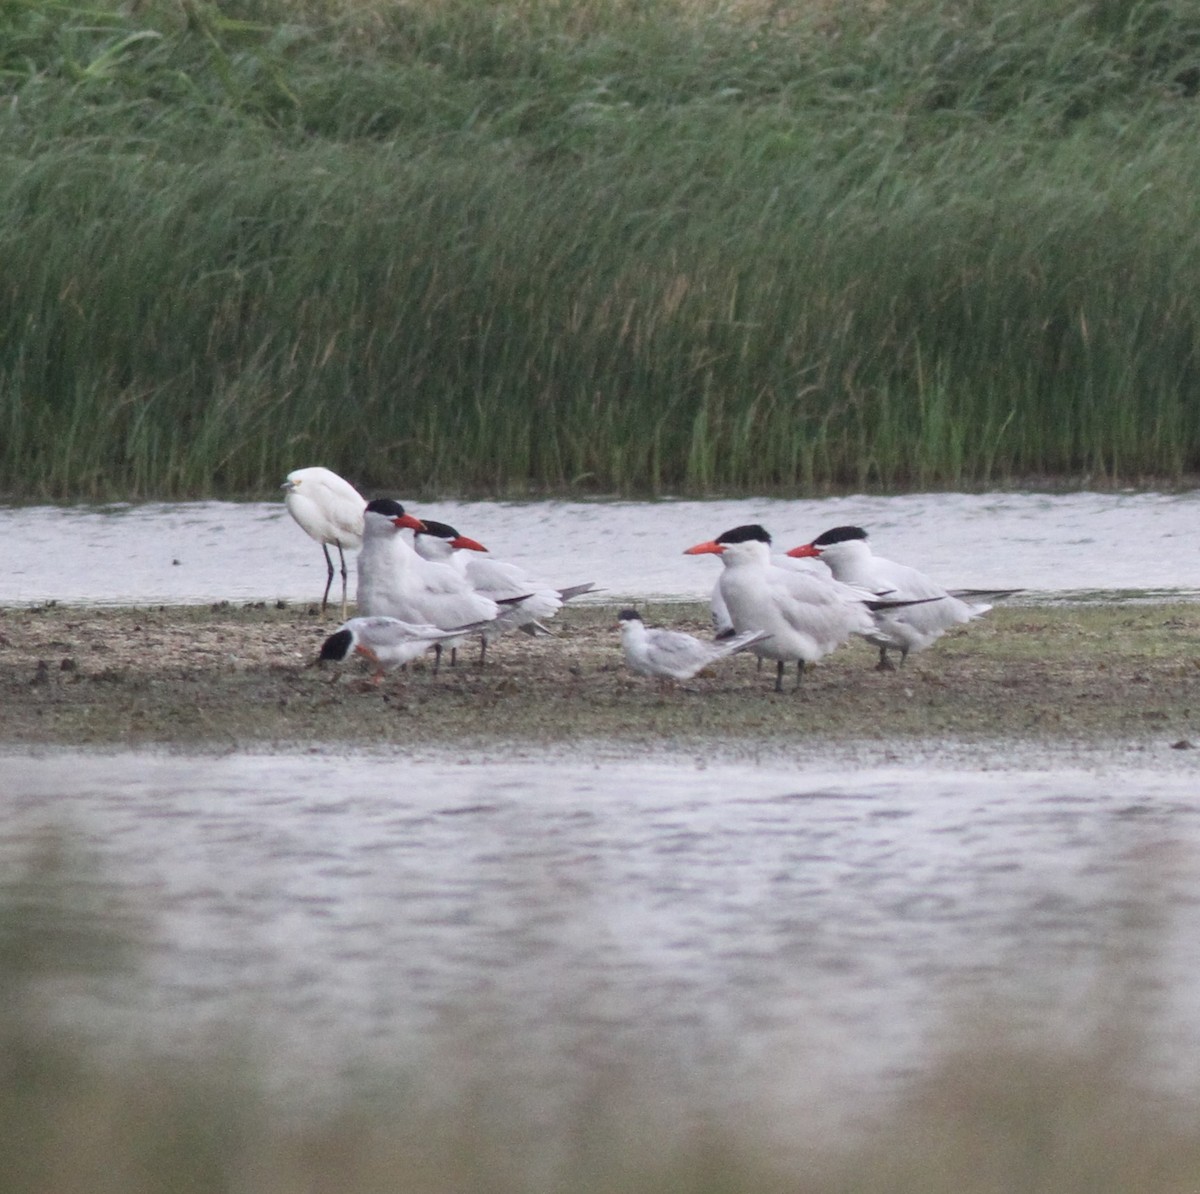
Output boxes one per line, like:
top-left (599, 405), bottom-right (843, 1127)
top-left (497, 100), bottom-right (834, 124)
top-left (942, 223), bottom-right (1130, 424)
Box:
top-left (617, 609), bottom-right (770, 685)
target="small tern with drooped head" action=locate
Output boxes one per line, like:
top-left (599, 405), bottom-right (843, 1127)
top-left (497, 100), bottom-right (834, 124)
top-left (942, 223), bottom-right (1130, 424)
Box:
top-left (318, 616), bottom-right (485, 683)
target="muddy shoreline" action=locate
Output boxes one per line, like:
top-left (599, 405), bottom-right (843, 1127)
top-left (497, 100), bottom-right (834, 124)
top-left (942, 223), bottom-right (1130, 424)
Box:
top-left (2, 601), bottom-right (1199, 752)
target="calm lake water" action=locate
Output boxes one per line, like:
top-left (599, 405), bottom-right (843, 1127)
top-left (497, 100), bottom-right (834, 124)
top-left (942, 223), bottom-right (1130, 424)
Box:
top-left (4, 489), bottom-right (1200, 606)
top-left (5, 743), bottom-right (1200, 1136)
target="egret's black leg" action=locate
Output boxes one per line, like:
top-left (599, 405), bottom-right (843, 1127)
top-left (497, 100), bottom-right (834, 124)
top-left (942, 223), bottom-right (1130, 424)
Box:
top-left (478, 635), bottom-right (488, 668)
top-left (876, 646), bottom-right (896, 672)
top-left (320, 544), bottom-right (336, 613)
top-left (795, 659), bottom-right (807, 690)
top-left (774, 660), bottom-right (785, 693)
top-left (433, 643), bottom-right (443, 676)
top-left (336, 543), bottom-right (349, 618)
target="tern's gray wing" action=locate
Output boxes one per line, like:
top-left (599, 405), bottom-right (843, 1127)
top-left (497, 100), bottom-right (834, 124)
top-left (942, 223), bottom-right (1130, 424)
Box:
top-left (354, 616), bottom-right (457, 645)
top-left (946, 588), bottom-right (1023, 600)
top-left (644, 628), bottom-right (719, 678)
top-left (557, 582), bottom-right (599, 602)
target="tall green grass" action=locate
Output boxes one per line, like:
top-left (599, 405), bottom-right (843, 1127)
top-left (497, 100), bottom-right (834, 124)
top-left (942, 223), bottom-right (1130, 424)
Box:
top-left (2, 0), bottom-right (1200, 498)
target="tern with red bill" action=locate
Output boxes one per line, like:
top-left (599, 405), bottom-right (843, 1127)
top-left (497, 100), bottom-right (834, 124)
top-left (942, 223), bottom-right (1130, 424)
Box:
top-left (356, 500), bottom-right (514, 673)
top-left (685, 523), bottom-right (926, 692)
top-left (415, 519), bottom-right (597, 664)
top-left (281, 466), bottom-right (366, 617)
top-left (787, 525), bottom-right (1020, 669)
top-left (617, 609), bottom-right (770, 686)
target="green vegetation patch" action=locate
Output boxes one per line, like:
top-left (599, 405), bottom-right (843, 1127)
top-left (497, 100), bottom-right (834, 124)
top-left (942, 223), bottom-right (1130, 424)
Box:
top-left (3, 0), bottom-right (1200, 497)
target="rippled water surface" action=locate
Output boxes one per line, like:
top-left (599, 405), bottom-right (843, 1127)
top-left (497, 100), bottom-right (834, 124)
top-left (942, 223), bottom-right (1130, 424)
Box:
top-left (5, 489), bottom-right (1200, 605)
top-left (6, 746), bottom-right (1200, 1131)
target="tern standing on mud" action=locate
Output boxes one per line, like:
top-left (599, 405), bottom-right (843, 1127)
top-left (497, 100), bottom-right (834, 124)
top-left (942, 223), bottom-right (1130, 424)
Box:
top-left (685, 524), bottom-right (916, 692)
top-left (787, 526), bottom-right (1019, 669)
top-left (318, 616), bottom-right (483, 683)
top-left (415, 519), bottom-right (596, 664)
top-left (356, 499), bottom-right (513, 672)
top-left (617, 609), bottom-right (769, 686)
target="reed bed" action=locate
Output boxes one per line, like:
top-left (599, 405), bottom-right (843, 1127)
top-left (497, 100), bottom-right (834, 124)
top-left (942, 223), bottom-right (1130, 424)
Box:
top-left (2, 0), bottom-right (1200, 498)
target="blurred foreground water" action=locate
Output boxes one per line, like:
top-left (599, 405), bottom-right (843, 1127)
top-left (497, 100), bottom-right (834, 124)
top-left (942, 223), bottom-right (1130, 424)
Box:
top-left (5, 744), bottom-right (1200, 1140)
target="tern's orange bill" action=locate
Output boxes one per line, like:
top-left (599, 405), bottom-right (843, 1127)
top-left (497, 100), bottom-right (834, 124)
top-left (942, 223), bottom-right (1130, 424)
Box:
top-left (683, 540), bottom-right (724, 555)
top-left (785, 543), bottom-right (820, 559)
top-left (392, 513), bottom-right (426, 532)
top-left (450, 535), bottom-right (488, 552)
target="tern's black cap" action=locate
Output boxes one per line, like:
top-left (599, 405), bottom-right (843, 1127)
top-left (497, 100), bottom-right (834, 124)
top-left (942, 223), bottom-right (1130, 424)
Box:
top-left (813, 526), bottom-right (868, 547)
top-left (415, 519), bottom-right (459, 539)
top-left (715, 524), bottom-right (771, 546)
top-left (365, 498), bottom-right (408, 518)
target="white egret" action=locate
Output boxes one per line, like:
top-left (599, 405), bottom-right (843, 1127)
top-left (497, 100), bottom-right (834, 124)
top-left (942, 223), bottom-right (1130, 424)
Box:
top-left (282, 466), bottom-right (366, 618)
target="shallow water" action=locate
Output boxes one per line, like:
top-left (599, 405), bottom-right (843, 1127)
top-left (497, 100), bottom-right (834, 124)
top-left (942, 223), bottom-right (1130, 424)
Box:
top-left (5, 489), bottom-right (1200, 606)
top-left (5, 744), bottom-right (1200, 1134)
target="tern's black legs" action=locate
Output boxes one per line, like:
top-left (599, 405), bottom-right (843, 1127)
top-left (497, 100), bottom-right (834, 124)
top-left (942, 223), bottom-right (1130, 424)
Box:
top-left (775, 659), bottom-right (807, 692)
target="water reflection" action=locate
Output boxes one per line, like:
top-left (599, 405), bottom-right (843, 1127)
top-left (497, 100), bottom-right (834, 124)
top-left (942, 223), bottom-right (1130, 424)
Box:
top-left (4, 490), bottom-right (1200, 606)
